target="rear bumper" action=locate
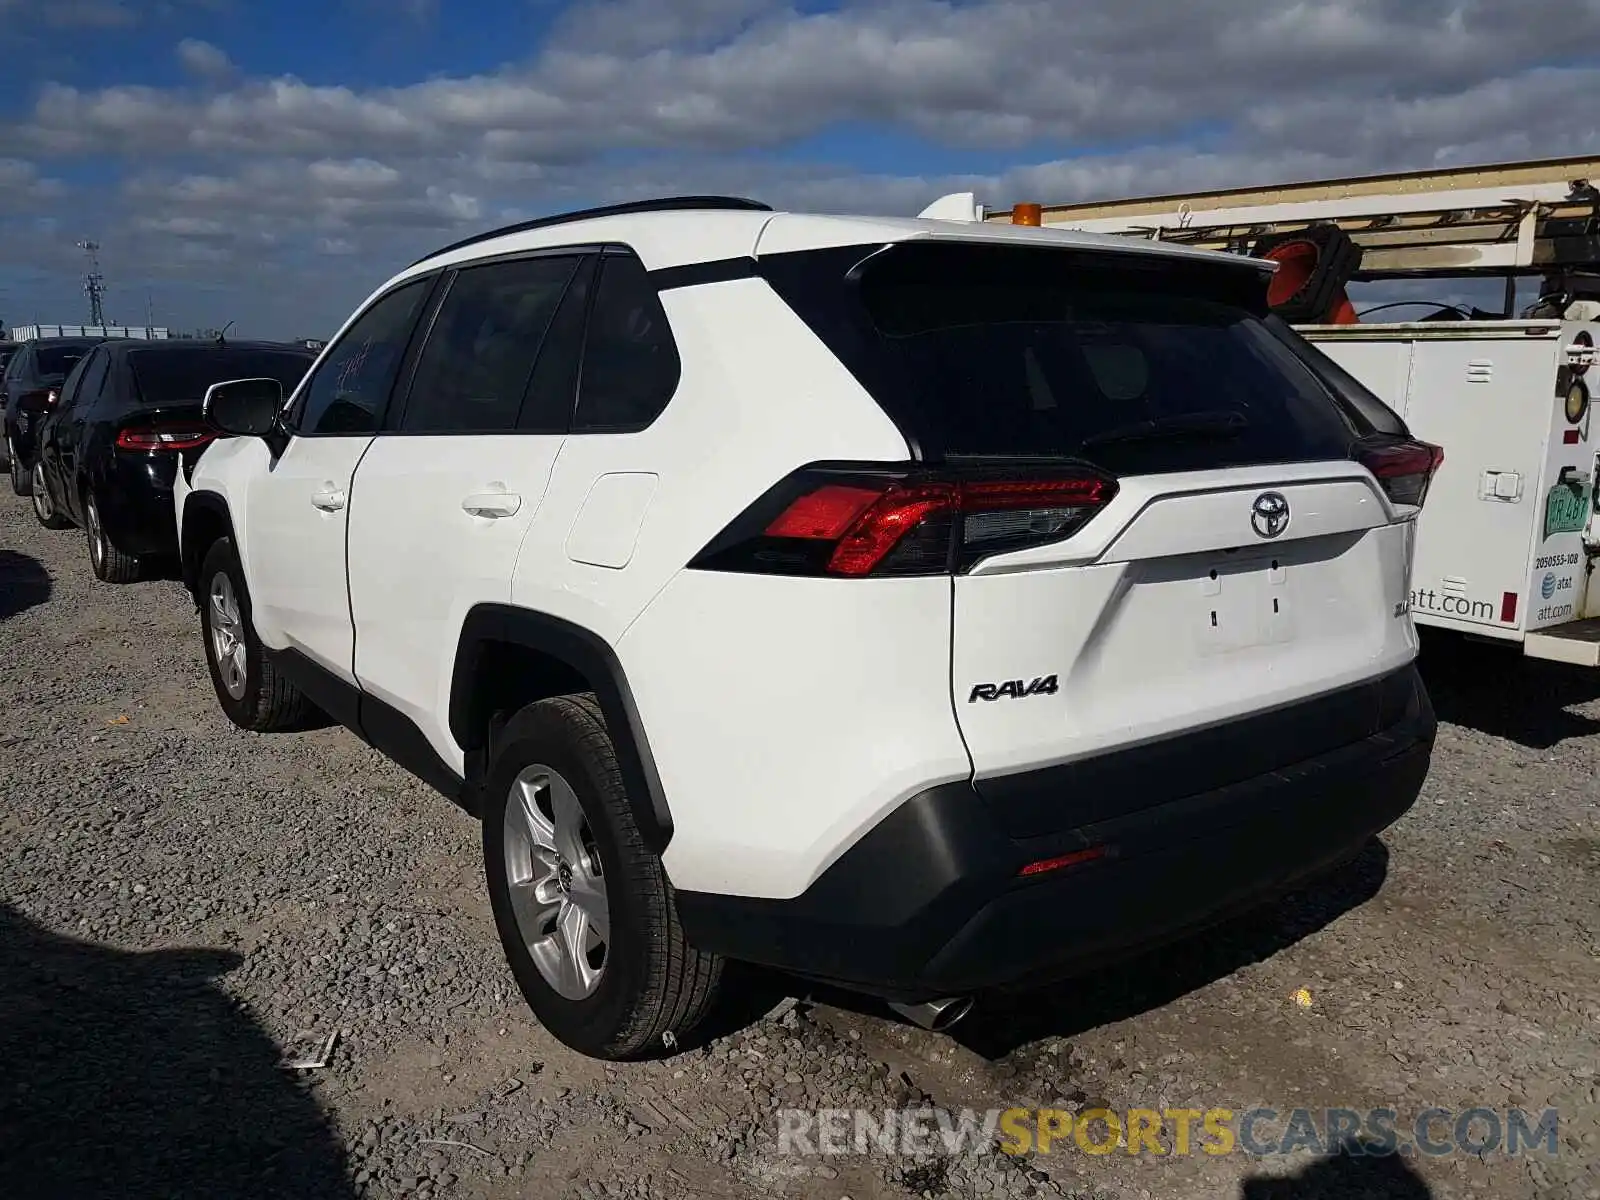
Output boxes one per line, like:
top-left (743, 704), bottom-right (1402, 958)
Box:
top-left (675, 664), bottom-right (1435, 1002)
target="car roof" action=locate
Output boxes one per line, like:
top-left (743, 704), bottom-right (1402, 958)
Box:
top-left (390, 198), bottom-right (1268, 292)
top-left (30, 337), bottom-right (105, 348)
top-left (326, 197), bottom-right (1272, 353)
top-left (102, 338), bottom-right (315, 358)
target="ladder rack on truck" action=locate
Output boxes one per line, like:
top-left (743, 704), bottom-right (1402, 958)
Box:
top-left (919, 155), bottom-right (1600, 665)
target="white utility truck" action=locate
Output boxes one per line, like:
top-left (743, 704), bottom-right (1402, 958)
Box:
top-left (921, 155), bottom-right (1600, 666)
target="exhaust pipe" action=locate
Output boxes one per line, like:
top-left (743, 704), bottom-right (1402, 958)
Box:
top-left (888, 996), bottom-right (974, 1033)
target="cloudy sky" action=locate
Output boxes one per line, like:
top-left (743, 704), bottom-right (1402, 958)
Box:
top-left (0, 0), bottom-right (1596, 337)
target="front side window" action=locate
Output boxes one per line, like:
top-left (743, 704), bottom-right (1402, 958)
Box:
top-left (293, 278), bottom-right (431, 436)
top-left (400, 255), bottom-right (582, 434)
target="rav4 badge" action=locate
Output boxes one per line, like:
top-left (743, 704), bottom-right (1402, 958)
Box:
top-left (969, 676), bottom-right (1060, 703)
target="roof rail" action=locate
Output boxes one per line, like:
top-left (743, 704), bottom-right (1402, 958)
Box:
top-left (409, 195), bottom-right (773, 267)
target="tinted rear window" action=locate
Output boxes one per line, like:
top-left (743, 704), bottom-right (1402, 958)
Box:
top-left (763, 242), bottom-right (1358, 471)
top-left (37, 346), bottom-right (93, 378)
top-left (129, 348), bottom-right (315, 405)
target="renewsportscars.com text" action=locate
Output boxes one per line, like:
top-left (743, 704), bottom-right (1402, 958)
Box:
top-left (775, 1106), bottom-right (1561, 1160)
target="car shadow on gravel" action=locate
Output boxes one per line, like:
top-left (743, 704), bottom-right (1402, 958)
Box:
top-left (1239, 1142), bottom-right (1433, 1198)
top-left (1418, 630), bottom-right (1600, 749)
top-left (0, 548), bottom-right (50, 622)
top-left (0, 904), bottom-right (354, 1199)
top-left (941, 839), bottom-right (1391, 1061)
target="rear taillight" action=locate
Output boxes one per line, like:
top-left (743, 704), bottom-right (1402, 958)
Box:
top-left (690, 465), bottom-right (1117, 577)
top-left (115, 425), bottom-right (215, 452)
top-left (1355, 436), bottom-right (1444, 508)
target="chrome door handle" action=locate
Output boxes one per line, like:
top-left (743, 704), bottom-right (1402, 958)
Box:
top-left (461, 492), bottom-right (522, 518)
top-left (311, 486), bottom-right (346, 512)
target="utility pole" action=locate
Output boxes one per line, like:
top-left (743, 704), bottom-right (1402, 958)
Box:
top-left (77, 240), bottom-right (107, 327)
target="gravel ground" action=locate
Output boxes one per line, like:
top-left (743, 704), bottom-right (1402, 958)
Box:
top-left (2, 490), bottom-right (1597, 1200)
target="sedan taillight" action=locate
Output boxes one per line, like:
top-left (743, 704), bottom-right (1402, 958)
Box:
top-left (115, 425), bottom-right (216, 452)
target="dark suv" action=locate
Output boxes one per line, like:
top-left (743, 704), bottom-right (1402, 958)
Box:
top-left (3, 337), bottom-right (104, 494)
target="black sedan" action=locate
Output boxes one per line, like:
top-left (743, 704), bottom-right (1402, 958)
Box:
top-left (3, 336), bottom-right (104, 493)
top-left (28, 339), bottom-right (317, 583)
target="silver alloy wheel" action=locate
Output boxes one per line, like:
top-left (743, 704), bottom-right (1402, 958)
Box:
top-left (503, 764), bottom-right (610, 1000)
top-left (86, 495), bottom-right (103, 565)
top-left (31, 462), bottom-right (51, 520)
top-left (208, 570), bottom-right (248, 701)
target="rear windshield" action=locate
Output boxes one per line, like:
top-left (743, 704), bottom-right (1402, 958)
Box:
top-left (130, 348), bottom-right (315, 405)
top-left (37, 346), bottom-right (93, 379)
top-left (762, 241), bottom-right (1359, 471)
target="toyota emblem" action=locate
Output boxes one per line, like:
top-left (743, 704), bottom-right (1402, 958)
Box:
top-left (1250, 491), bottom-right (1290, 539)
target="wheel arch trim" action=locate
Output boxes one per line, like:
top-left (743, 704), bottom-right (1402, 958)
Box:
top-left (179, 489), bottom-right (237, 601)
top-left (450, 604), bottom-right (674, 853)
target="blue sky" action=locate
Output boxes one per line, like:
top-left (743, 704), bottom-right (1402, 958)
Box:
top-left (0, 0), bottom-right (1596, 337)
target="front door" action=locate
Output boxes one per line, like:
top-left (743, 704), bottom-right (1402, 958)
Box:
top-left (244, 275), bottom-right (434, 681)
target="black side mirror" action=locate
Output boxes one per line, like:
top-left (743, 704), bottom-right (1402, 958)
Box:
top-left (203, 378), bottom-right (284, 437)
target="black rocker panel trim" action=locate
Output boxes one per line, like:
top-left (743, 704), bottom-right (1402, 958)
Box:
top-left (267, 647), bottom-right (469, 811)
top-left (448, 605), bottom-right (674, 853)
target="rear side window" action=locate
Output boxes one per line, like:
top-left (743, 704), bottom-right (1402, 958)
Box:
top-left (400, 255), bottom-right (582, 434)
top-left (764, 242), bottom-right (1358, 472)
top-left (572, 253), bottom-right (679, 433)
top-left (129, 348), bottom-right (314, 406)
top-left (73, 351), bottom-right (110, 409)
top-left (55, 355), bottom-right (92, 411)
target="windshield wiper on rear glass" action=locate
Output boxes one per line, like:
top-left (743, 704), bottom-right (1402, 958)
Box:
top-left (1079, 410), bottom-right (1249, 450)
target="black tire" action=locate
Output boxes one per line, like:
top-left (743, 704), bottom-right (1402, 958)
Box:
top-left (483, 694), bottom-right (722, 1060)
top-left (84, 490), bottom-right (141, 582)
top-left (10, 439), bottom-right (32, 496)
top-left (197, 536), bottom-right (315, 732)
top-left (30, 461), bottom-right (71, 529)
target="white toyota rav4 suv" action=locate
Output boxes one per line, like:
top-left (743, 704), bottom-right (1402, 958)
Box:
top-left (175, 196), bottom-right (1439, 1060)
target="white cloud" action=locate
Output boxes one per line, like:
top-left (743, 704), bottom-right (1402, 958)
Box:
top-left (306, 158), bottom-right (403, 190)
top-left (176, 38), bottom-right (233, 81)
top-left (15, 0), bottom-right (1600, 164)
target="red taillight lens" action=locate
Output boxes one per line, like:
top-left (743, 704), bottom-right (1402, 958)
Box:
top-left (699, 466), bottom-right (1117, 578)
top-left (1018, 845), bottom-right (1108, 877)
top-left (115, 425), bottom-right (215, 452)
top-left (1355, 437), bottom-right (1443, 508)
top-left (764, 484), bottom-right (885, 540)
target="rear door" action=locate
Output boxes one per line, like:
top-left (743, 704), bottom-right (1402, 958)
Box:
top-left (347, 250), bottom-right (593, 774)
top-left (836, 240), bottom-right (1421, 784)
top-left (54, 350), bottom-right (108, 520)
